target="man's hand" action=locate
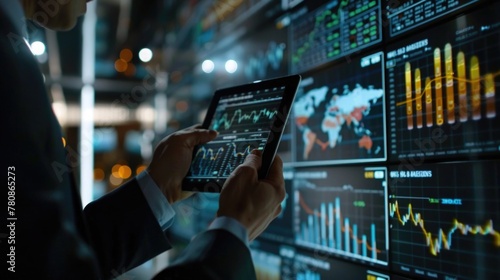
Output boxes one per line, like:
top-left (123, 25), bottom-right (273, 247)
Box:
top-left (147, 125), bottom-right (218, 203)
top-left (217, 150), bottom-right (285, 241)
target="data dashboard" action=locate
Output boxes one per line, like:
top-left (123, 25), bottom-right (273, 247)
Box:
top-left (169, 1), bottom-right (500, 279)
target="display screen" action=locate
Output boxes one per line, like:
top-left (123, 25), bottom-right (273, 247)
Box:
top-left (184, 86), bottom-right (285, 185)
top-left (292, 52), bottom-right (386, 165)
top-left (386, 3), bottom-right (500, 161)
top-left (384, 0), bottom-right (479, 38)
top-left (250, 241), bottom-right (286, 280)
top-left (293, 166), bottom-right (389, 266)
top-left (250, 239), bottom-right (393, 280)
top-left (292, 248), bottom-right (392, 280)
top-left (289, 0), bottom-right (382, 73)
top-left (389, 160), bottom-right (500, 280)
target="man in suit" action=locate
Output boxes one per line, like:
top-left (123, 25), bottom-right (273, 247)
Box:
top-left (1, 0), bottom-right (285, 279)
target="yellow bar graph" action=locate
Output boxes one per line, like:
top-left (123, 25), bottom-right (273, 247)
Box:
top-left (445, 44), bottom-right (455, 124)
top-left (457, 51), bottom-right (467, 122)
top-left (397, 43), bottom-right (499, 130)
top-left (415, 68), bottom-right (423, 128)
top-left (470, 56), bottom-right (481, 120)
top-left (425, 77), bottom-right (433, 127)
top-left (485, 73), bottom-right (496, 118)
top-left (434, 48), bottom-right (444, 126)
top-left (405, 62), bottom-right (413, 130)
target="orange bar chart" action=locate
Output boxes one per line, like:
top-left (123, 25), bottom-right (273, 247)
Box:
top-left (405, 62), bottom-right (413, 130)
top-left (400, 44), bottom-right (497, 130)
top-left (425, 77), bottom-right (433, 127)
top-left (485, 73), bottom-right (496, 118)
top-left (445, 44), bottom-right (455, 124)
top-left (470, 56), bottom-right (481, 120)
top-left (415, 68), bottom-right (423, 128)
top-left (457, 52), bottom-right (467, 122)
top-left (434, 48), bottom-right (444, 126)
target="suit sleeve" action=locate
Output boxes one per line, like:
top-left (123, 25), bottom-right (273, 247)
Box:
top-left (83, 178), bottom-right (172, 279)
top-left (152, 229), bottom-right (257, 280)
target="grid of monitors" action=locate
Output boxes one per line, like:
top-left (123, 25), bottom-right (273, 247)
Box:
top-left (169, 1), bottom-right (500, 279)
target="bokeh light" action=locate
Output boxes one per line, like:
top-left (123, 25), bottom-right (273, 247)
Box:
top-left (120, 48), bottom-right (133, 62)
top-left (202, 60), bottom-right (215, 73)
top-left (109, 174), bottom-right (123, 186)
top-left (111, 164), bottom-right (122, 178)
top-left (114, 59), bottom-right (128, 72)
top-left (176, 100), bottom-right (189, 112)
top-left (139, 48), bottom-right (153, 62)
top-left (225, 59), bottom-right (238, 73)
top-left (118, 165), bottom-right (132, 179)
top-left (94, 168), bottom-right (105, 181)
top-left (30, 41), bottom-right (45, 56)
top-left (136, 165), bottom-right (147, 175)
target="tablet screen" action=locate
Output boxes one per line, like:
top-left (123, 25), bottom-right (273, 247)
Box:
top-left (183, 75), bottom-right (300, 192)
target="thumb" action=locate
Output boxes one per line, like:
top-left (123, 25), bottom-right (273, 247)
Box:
top-left (241, 149), bottom-right (263, 170)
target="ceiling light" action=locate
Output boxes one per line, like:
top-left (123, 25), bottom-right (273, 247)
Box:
top-left (139, 48), bottom-right (153, 62)
top-left (225, 59), bottom-right (238, 73)
top-left (30, 41), bottom-right (45, 56)
top-left (202, 60), bottom-right (215, 73)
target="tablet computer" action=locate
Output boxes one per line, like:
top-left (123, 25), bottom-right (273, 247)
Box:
top-left (182, 74), bottom-right (301, 192)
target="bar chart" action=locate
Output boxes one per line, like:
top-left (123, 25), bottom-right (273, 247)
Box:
top-left (386, 6), bottom-right (500, 160)
top-left (399, 43), bottom-right (497, 130)
top-left (293, 166), bottom-right (388, 266)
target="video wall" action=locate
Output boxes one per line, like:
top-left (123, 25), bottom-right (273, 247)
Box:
top-left (169, 1), bottom-right (500, 279)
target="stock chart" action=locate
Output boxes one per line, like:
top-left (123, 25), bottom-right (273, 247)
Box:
top-left (289, 0), bottom-right (381, 73)
top-left (389, 161), bottom-right (500, 280)
top-left (185, 88), bottom-right (285, 182)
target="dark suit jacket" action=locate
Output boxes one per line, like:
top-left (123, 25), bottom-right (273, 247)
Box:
top-left (1, 1), bottom-right (255, 279)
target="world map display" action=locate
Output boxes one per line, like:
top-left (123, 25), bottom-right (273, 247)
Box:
top-left (293, 82), bottom-right (385, 164)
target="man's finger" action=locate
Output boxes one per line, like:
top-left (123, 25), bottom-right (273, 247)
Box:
top-left (241, 149), bottom-right (263, 170)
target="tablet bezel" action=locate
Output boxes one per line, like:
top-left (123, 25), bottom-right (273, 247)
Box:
top-left (182, 74), bottom-right (301, 192)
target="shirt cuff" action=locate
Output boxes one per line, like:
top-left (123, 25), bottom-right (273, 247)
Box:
top-left (136, 170), bottom-right (175, 231)
top-left (208, 216), bottom-right (249, 247)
